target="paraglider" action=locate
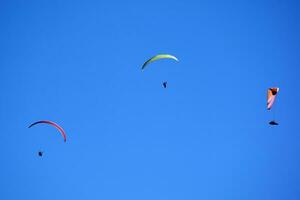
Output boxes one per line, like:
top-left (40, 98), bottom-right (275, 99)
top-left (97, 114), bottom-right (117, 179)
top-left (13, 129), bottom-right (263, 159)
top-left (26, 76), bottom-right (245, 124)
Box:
top-left (267, 87), bottom-right (279, 125)
top-left (28, 120), bottom-right (67, 142)
top-left (38, 151), bottom-right (43, 157)
top-left (142, 54), bottom-right (178, 89)
top-left (163, 81), bottom-right (167, 88)
top-left (141, 54), bottom-right (178, 70)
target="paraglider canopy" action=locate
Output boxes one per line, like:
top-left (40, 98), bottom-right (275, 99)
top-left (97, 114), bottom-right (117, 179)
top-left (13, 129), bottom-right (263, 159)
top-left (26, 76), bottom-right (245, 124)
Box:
top-left (267, 87), bottom-right (279, 110)
top-left (141, 54), bottom-right (178, 70)
top-left (29, 120), bottom-right (67, 142)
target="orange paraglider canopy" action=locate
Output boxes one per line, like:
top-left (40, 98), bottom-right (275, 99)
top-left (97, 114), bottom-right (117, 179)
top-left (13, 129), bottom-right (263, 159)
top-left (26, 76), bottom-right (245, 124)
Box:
top-left (267, 87), bottom-right (279, 110)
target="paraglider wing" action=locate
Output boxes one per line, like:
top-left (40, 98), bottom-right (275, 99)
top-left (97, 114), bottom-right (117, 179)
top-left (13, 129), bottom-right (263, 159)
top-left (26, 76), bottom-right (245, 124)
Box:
top-left (29, 120), bottom-right (66, 142)
top-left (267, 88), bottom-right (279, 110)
top-left (267, 95), bottom-right (276, 110)
top-left (141, 54), bottom-right (178, 70)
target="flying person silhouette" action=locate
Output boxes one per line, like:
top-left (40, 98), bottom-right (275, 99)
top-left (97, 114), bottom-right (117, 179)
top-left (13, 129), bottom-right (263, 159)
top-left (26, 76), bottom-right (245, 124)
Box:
top-left (38, 151), bottom-right (43, 157)
top-left (269, 120), bottom-right (279, 126)
top-left (163, 82), bottom-right (167, 88)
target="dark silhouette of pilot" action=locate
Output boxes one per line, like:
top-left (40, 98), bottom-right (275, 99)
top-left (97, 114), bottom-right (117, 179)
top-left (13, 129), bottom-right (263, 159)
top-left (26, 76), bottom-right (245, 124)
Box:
top-left (269, 120), bottom-right (279, 125)
top-left (163, 82), bottom-right (167, 88)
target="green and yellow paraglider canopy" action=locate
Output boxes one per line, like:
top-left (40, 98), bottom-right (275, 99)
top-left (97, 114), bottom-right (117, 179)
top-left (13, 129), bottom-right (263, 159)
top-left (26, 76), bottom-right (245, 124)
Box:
top-left (141, 54), bottom-right (179, 70)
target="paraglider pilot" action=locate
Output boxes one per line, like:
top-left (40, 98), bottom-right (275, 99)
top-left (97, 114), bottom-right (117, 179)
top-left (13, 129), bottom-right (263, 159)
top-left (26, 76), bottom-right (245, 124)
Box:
top-left (269, 120), bottom-right (279, 126)
top-left (163, 82), bottom-right (167, 88)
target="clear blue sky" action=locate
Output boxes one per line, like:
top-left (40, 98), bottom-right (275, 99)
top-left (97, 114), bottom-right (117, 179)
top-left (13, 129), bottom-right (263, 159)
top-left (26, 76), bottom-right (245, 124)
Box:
top-left (1, 0), bottom-right (300, 199)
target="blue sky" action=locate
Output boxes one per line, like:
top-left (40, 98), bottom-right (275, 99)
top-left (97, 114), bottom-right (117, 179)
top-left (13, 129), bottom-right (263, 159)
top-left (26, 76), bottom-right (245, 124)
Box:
top-left (0, 0), bottom-right (300, 199)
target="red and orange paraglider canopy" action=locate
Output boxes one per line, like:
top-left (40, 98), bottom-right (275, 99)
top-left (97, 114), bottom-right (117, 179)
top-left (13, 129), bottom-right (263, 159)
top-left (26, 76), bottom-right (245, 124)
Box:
top-left (28, 120), bottom-right (66, 142)
top-left (267, 87), bottom-right (279, 110)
